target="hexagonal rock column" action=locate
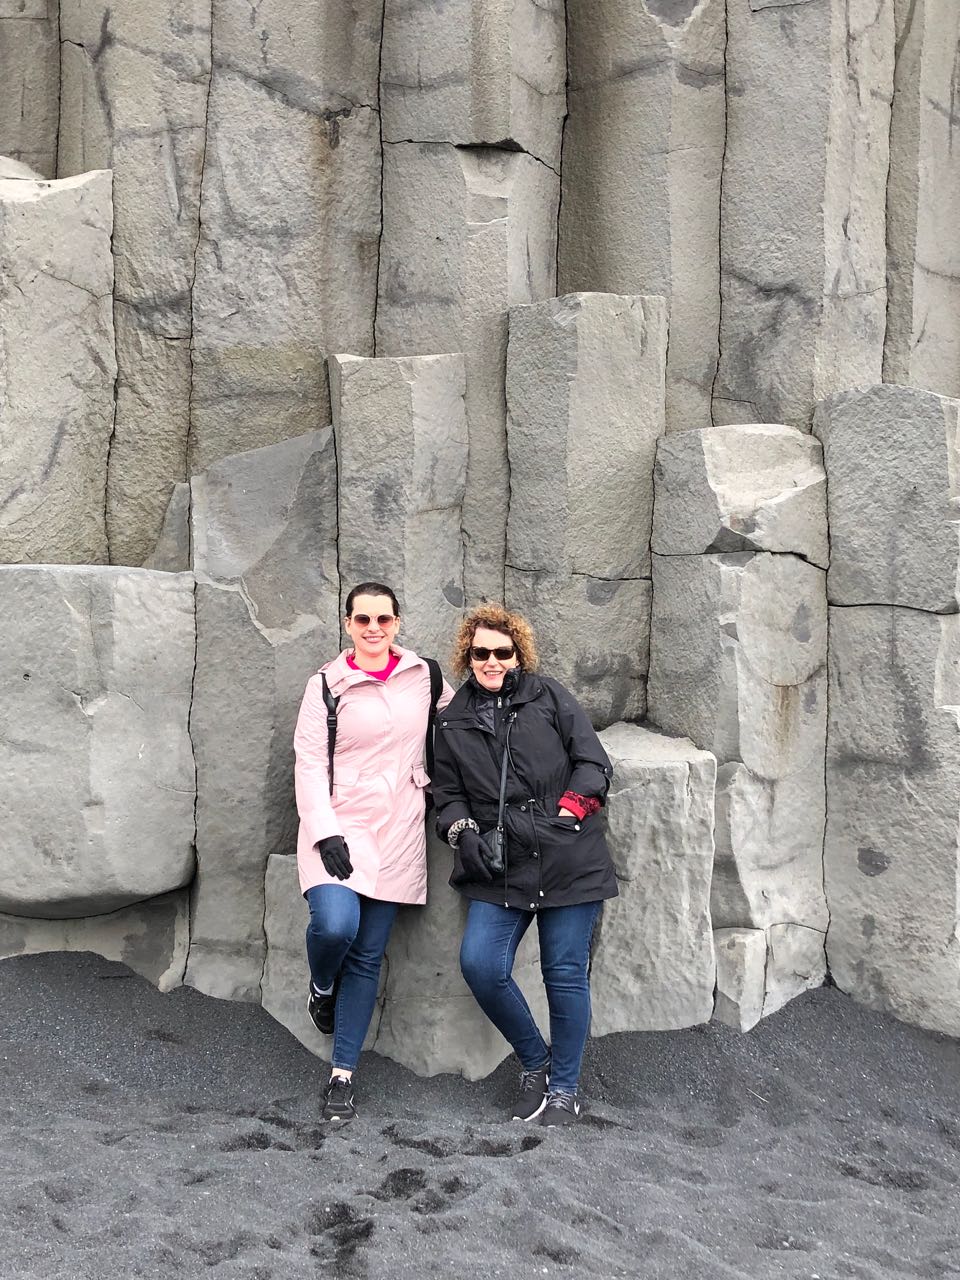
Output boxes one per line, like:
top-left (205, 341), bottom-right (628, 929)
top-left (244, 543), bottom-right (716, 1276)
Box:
top-left (714, 0), bottom-right (894, 429)
top-left (330, 353), bottom-right (467, 659)
top-left (883, 0), bottom-right (960, 398)
top-left (0, 891), bottom-right (190, 993)
top-left (648, 551), bottom-right (829, 1008)
top-left (592, 724), bottom-right (716, 1033)
top-left (825, 608), bottom-right (960, 1037)
top-left (190, 0), bottom-right (382, 475)
top-left (505, 293), bottom-right (666, 728)
top-left (376, 142), bottom-right (558, 604)
top-left (652, 424), bottom-right (828, 568)
top-left (560, 0), bottom-right (724, 434)
top-left (0, 566), bottom-right (196, 918)
top-left (188, 430), bottom-right (340, 1002)
top-left (0, 1), bottom-right (59, 177)
top-left (381, 0), bottom-right (565, 170)
top-left (813, 384), bottom-right (960, 613)
top-left (58, 0), bottom-right (210, 566)
top-left (262, 842), bottom-right (548, 1078)
top-left (0, 171), bottom-right (116, 564)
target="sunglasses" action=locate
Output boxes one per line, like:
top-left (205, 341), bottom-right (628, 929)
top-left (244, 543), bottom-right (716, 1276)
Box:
top-left (351, 614), bottom-right (396, 627)
top-left (470, 645), bottom-right (516, 662)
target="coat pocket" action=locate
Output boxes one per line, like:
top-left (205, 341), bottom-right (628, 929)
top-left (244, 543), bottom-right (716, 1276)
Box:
top-left (332, 765), bottom-right (360, 802)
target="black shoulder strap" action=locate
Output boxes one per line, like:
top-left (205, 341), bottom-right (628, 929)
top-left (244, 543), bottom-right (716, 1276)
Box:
top-left (320, 673), bottom-right (340, 796)
top-left (424, 658), bottom-right (442, 778)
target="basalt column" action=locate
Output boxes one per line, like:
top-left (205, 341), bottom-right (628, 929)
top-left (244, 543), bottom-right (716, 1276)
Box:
top-left (560, 0), bottom-right (725, 434)
top-left (376, 0), bottom-right (564, 605)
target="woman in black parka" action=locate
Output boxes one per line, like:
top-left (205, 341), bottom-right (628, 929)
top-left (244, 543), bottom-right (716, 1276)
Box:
top-left (432, 604), bottom-right (617, 1126)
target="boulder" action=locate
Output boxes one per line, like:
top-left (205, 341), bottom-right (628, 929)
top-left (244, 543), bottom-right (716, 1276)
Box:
top-left (762, 923), bottom-right (826, 1019)
top-left (883, 0), bottom-right (960, 398)
top-left (813, 384), bottom-right (960, 612)
top-left (506, 293), bottom-right (666, 580)
top-left (825, 605), bottom-right (960, 1038)
top-left (0, 2), bottom-right (58, 176)
top-left (381, 0), bottom-right (565, 169)
top-left (187, 431), bottom-right (340, 1001)
top-left (374, 832), bottom-right (548, 1079)
top-left (652, 424), bottom-right (828, 568)
top-left (713, 927), bottom-right (765, 1033)
top-left (505, 571), bottom-right (651, 729)
top-left (58, 0), bottom-right (210, 565)
top-left (0, 567), bottom-right (196, 918)
top-left (0, 157), bottom-right (42, 180)
top-left (0, 891), bottom-right (189, 992)
top-left (592, 724), bottom-right (716, 1033)
top-left (0, 170), bottom-right (115, 564)
top-left (648, 552), bottom-right (828, 780)
top-left (560, 0), bottom-right (724, 433)
top-left (714, 0), bottom-right (893, 428)
top-left (190, 0), bottom-right (382, 473)
top-left (377, 141), bottom-right (558, 603)
top-left (330, 353), bottom-right (467, 659)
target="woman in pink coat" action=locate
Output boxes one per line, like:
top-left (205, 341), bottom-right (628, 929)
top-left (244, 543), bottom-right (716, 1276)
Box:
top-left (294, 581), bottom-right (452, 1123)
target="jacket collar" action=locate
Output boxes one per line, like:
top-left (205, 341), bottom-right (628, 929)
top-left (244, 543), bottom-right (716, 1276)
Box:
top-left (449, 668), bottom-right (543, 715)
top-left (321, 644), bottom-right (425, 697)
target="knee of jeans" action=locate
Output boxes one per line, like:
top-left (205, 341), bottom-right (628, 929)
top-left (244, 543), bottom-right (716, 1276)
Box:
top-left (306, 915), bottom-right (354, 952)
top-left (540, 956), bottom-right (588, 988)
top-left (460, 938), bottom-right (501, 993)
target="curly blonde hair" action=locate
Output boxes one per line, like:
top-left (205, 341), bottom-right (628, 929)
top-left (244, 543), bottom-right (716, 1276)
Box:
top-left (451, 604), bottom-right (539, 678)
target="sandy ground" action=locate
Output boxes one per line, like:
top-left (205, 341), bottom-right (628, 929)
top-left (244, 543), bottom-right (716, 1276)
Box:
top-left (1, 953), bottom-right (958, 1280)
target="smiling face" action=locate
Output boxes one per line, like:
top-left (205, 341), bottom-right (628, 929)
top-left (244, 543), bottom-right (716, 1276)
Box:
top-left (470, 625), bottom-right (519, 692)
top-left (344, 593), bottom-right (400, 669)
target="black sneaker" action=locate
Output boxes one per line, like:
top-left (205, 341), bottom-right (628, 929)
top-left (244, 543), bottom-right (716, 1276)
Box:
top-left (511, 1062), bottom-right (550, 1121)
top-left (321, 1074), bottom-right (357, 1124)
top-left (307, 978), bottom-right (338, 1035)
top-left (540, 1090), bottom-right (581, 1127)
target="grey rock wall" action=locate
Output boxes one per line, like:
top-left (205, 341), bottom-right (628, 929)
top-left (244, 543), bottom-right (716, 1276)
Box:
top-left (376, 141), bottom-right (558, 604)
top-left (187, 430), bottom-right (340, 1001)
top-left (560, 0), bottom-right (724, 433)
top-left (0, 171), bottom-right (116, 564)
top-left (331, 352), bottom-right (467, 660)
top-left (505, 293), bottom-right (665, 726)
top-left (57, 0), bottom-right (210, 567)
top-left (381, 0), bottom-right (566, 169)
top-left (883, 0), bottom-right (960, 398)
top-left (0, 566), bottom-right (196, 918)
top-left (714, 0), bottom-right (894, 428)
top-left (190, 0), bottom-right (382, 477)
top-left (0, 1), bottom-right (59, 177)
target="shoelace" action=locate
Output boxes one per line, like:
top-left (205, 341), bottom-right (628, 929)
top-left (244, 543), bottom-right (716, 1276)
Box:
top-left (519, 1067), bottom-right (548, 1093)
top-left (544, 1090), bottom-right (577, 1111)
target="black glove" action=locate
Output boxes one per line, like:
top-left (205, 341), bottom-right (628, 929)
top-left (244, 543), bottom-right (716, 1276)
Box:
top-left (317, 835), bottom-right (352, 881)
top-left (453, 827), bottom-right (493, 885)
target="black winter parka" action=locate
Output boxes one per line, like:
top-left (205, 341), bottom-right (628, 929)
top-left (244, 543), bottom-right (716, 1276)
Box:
top-left (432, 671), bottom-right (618, 910)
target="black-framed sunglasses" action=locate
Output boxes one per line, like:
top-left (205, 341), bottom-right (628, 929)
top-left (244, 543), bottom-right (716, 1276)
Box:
top-left (470, 645), bottom-right (516, 662)
top-left (352, 613), bottom-right (396, 627)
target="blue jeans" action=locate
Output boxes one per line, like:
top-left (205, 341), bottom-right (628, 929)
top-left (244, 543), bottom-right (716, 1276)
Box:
top-left (459, 899), bottom-right (603, 1093)
top-left (304, 885), bottom-right (399, 1073)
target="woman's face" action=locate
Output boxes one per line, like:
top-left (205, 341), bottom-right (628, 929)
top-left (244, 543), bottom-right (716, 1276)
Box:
top-left (470, 626), bottom-right (519, 692)
top-left (345, 593), bottom-right (400, 666)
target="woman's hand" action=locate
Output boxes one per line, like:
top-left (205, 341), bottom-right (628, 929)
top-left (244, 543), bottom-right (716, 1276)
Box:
top-left (316, 835), bottom-right (353, 880)
top-left (558, 807), bottom-right (576, 819)
top-left (453, 828), bottom-right (494, 884)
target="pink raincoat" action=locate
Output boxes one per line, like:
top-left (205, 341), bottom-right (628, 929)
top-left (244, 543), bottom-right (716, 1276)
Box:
top-left (295, 646), bottom-right (453, 904)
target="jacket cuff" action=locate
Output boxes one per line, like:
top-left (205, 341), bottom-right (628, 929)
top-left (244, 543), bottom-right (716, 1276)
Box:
top-left (560, 791), bottom-right (601, 820)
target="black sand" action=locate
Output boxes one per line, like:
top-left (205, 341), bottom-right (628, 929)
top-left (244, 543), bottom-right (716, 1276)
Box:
top-left (1, 952), bottom-right (958, 1279)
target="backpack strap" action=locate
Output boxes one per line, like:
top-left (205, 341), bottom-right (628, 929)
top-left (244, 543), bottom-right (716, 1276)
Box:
top-left (424, 657), bottom-right (442, 779)
top-left (320, 672), bottom-right (340, 796)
